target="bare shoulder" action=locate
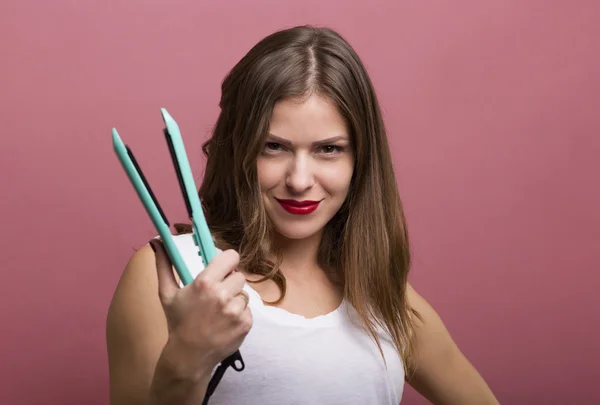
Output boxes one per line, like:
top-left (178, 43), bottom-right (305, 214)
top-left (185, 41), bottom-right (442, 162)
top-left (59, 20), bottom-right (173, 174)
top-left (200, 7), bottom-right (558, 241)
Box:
top-left (106, 244), bottom-right (169, 405)
top-left (406, 283), bottom-right (442, 325)
top-left (405, 283), bottom-right (499, 405)
top-left (406, 282), bottom-right (461, 370)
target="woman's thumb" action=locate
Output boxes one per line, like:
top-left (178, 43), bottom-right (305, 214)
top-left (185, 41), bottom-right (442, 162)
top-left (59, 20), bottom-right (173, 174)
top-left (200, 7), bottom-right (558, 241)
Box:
top-left (149, 239), bottom-right (179, 304)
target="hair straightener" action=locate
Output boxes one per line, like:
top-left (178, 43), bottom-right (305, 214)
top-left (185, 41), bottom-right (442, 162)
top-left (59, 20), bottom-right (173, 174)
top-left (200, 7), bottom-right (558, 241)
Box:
top-left (111, 108), bottom-right (245, 405)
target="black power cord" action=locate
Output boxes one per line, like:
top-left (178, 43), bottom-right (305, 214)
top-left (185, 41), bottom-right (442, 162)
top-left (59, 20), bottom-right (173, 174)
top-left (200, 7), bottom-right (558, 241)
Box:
top-left (202, 350), bottom-right (245, 405)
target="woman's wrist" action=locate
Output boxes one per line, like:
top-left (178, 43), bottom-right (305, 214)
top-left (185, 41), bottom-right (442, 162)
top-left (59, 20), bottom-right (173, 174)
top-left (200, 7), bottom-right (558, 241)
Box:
top-left (148, 339), bottom-right (215, 405)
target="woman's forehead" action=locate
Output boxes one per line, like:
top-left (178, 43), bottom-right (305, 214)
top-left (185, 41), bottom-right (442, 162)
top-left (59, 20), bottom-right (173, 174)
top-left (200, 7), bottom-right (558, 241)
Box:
top-left (268, 95), bottom-right (349, 144)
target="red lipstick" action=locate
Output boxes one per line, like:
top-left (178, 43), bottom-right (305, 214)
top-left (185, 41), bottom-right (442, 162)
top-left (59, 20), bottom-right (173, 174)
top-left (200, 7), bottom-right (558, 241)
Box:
top-left (276, 199), bottom-right (321, 215)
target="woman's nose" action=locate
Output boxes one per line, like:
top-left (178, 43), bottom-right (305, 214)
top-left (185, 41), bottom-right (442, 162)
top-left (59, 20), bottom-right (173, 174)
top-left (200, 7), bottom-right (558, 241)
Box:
top-left (285, 153), bottom-right (315, 192)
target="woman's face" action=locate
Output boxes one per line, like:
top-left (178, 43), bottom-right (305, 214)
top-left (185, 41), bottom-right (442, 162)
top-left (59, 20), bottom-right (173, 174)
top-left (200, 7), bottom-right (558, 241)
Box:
top-left (257, 94), bottom-right (355, 243)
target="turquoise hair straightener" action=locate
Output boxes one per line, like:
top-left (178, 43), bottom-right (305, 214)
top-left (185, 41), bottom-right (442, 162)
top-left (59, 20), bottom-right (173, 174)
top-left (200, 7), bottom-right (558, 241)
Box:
top-left (111, 108), bottom-right (244, 404)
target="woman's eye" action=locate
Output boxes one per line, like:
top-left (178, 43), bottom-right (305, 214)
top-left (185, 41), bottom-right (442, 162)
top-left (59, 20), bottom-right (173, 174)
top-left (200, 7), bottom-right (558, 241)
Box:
top-left (265, 142), bottom-right (283, 151)
top-left (320, 145), bottom-right (343, 154)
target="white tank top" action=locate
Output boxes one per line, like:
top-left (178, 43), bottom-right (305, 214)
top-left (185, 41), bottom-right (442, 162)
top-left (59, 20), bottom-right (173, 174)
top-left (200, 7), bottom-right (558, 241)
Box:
top-left (171, 233), bottom-right (405, 404)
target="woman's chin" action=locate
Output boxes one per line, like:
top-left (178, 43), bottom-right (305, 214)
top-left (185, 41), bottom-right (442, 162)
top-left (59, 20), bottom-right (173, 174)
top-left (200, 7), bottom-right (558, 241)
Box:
top-left (271, 223), bottom-right (324, 242)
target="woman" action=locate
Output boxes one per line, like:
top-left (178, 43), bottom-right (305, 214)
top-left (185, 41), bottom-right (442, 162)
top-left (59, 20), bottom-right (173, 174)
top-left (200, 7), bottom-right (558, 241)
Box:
top-left (106, 25), bottom-right (499, 405)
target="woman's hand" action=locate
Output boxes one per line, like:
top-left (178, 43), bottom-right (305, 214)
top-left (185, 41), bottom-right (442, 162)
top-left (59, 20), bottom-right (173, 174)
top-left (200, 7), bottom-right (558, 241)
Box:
top-left (149, 239), bottom-right (252, 383)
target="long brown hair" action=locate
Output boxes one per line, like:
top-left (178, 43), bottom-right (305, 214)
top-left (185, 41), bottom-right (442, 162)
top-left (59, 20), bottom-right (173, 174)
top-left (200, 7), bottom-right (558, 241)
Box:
top-left (176, 25), bottom-right (421, 375)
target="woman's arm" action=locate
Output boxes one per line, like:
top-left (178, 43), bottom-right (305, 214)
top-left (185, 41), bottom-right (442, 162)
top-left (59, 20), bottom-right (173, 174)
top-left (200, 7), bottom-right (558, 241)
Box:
top-left (406, 283), bottom-right (500, 405)
top-left (106, 245), bottom-right (213, 405)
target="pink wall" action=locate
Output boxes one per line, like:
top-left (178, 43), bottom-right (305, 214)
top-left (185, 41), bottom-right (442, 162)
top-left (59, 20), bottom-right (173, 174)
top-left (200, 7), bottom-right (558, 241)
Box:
top-left (1, 1), bottom-right (598, 404)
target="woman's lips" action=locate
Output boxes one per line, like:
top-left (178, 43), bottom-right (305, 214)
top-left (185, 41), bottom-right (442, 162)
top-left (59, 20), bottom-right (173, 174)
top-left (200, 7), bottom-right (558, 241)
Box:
top-left (276, 199), bottom-right (321, 215)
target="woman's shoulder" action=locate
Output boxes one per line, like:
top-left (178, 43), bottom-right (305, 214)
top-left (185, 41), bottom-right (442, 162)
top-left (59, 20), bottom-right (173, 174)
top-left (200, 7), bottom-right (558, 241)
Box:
top-left (107, 241), bottom-right (170, 405)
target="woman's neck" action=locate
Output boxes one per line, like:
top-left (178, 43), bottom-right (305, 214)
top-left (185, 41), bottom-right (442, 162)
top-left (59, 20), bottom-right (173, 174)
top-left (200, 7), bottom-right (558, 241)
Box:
top-left (272, 231), bottom-right (323, 278)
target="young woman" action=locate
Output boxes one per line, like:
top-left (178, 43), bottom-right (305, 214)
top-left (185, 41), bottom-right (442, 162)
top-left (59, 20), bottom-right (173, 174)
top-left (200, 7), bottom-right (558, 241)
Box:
top-left (106, 25), bottom-right (499, 405)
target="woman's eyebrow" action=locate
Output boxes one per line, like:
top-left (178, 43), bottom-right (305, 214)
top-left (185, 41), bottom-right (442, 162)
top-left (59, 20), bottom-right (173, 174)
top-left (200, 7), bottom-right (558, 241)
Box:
top-left (266, 134), bottom-right (348, 147)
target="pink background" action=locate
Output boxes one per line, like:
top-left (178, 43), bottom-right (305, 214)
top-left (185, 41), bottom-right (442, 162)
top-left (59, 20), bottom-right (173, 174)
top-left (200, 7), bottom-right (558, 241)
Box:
top-left (1, 1), bottom-right (599, 404)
